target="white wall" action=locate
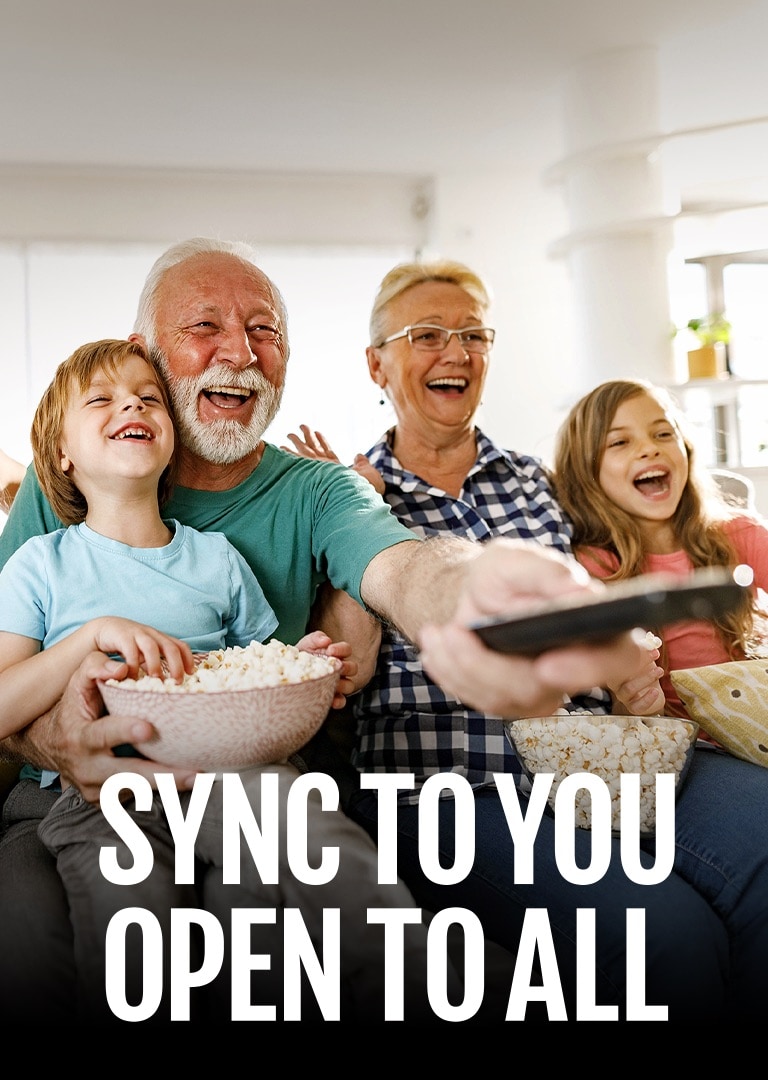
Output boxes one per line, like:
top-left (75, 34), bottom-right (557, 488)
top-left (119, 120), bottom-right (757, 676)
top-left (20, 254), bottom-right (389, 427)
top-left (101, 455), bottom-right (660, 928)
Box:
top-left (425, 127), bottom-right (577, 461)
top-left (4, 14), bottom-right (768, 484)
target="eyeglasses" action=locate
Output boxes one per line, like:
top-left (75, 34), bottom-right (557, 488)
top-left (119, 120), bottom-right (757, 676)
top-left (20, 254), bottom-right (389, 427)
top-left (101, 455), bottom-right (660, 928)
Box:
top-left (377, 324), bottom-right (496, 354)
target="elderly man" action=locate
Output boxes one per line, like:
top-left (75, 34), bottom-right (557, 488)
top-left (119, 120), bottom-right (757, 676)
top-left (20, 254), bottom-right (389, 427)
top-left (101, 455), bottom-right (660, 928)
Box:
top-left (0, 238), bottom-right (646, 1023)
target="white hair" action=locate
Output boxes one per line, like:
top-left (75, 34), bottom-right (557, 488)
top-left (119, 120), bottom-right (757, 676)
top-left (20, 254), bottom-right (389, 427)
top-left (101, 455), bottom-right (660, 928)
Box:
top-left (133, 237), bottom-right (289, 355)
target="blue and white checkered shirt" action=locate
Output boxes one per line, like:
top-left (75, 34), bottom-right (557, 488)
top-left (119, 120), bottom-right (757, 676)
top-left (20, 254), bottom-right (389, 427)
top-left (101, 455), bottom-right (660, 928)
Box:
top-left (350, 427), bottom-right (610, 803)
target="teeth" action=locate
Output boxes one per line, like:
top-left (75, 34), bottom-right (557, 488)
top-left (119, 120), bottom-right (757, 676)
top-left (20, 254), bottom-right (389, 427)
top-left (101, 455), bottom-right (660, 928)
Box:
top-left (205, 385), bottom-right (252, 396)
top-left (636, 469), bottom-right (666, 481)
top-left (426, 377), bottom-right (468, 388)
top-left (115, 428), bottom-right (150, 439)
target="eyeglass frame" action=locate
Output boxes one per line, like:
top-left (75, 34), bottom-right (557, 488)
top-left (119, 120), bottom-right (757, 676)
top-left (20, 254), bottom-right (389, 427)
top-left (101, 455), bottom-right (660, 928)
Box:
top-left (376, 324), bottom-right (496, 352)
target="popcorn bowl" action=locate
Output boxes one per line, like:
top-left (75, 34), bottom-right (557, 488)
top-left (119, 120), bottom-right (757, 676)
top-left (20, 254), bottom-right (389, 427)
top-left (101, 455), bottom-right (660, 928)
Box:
top-left (504, 714), bottom-right (699, 837)
top-left (98, 641), bottom-right (342, 771)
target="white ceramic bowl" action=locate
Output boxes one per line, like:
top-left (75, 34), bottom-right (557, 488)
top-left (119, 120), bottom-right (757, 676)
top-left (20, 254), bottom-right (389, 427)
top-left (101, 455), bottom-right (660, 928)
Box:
top-left (504, 714), bottom-right (698, 836)
top-left (99, 656), bottom-right (342, 770)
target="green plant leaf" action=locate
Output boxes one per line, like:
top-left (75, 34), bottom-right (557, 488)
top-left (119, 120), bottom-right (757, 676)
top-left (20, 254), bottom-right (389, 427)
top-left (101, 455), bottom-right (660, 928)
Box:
top-left (683, 313), bottom-right (731, 346)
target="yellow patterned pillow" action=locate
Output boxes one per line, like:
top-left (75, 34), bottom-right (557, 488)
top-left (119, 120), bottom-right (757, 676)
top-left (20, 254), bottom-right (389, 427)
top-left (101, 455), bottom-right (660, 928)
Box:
top-left (670, 660), bottom-right (768, 769)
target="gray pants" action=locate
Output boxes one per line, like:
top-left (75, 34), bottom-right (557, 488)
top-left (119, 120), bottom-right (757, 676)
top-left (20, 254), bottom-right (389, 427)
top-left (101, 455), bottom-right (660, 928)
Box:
top-left (36, 764), bottom-right (454, 1023)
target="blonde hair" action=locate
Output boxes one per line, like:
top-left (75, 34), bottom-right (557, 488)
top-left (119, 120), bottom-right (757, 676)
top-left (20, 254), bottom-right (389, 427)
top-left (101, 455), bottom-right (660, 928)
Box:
top-left (369, 258), bottom-right (492, 346)
top-left (553, 377), bottom-right (761, 657)
top-left (31, 339), bottom-right (178, 525)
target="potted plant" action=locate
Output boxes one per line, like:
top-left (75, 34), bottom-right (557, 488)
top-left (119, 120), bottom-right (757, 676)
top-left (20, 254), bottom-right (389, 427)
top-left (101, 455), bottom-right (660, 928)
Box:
top-left (684, 313), bottom-right (731, 380)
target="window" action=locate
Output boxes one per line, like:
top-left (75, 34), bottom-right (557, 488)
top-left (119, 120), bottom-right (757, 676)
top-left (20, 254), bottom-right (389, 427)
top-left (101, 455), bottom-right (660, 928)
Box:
top-left (670, 251), bottom-right (768, 470)
top-left (723, 262), bottom-right (768, 380)
top-left (1, 242), bottom-right (410, 468)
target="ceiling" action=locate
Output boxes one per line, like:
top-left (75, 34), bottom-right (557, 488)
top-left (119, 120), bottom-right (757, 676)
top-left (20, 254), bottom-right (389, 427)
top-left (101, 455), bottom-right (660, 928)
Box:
top-left (0, 0), bottom-right (761, 181)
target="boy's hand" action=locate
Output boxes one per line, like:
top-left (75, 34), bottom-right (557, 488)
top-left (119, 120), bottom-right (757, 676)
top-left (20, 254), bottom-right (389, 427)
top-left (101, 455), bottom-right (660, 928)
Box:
top-left (296, 630), bottom-right (356, 709)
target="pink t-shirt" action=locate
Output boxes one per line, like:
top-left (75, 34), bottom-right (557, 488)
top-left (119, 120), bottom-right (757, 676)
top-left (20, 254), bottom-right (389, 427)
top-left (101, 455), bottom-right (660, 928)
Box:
top-left (577, 516), bottom-right (768, 718)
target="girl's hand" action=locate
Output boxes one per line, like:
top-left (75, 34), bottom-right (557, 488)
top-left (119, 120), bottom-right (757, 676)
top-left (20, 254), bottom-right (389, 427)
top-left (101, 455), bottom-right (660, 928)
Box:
top-left (607, 646), bottom-right (666, 716)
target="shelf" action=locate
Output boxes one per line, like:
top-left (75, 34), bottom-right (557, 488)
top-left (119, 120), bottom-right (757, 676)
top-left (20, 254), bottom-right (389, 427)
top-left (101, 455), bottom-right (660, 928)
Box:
top-left (671, 378), bottom-right (768, 471)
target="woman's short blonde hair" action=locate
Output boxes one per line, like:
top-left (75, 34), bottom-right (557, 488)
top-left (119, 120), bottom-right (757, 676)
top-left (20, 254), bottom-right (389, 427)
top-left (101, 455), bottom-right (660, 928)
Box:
top-left (369, 259), bottom-right (492, 346)
top-left (31, 338), bottom-right (177, 525)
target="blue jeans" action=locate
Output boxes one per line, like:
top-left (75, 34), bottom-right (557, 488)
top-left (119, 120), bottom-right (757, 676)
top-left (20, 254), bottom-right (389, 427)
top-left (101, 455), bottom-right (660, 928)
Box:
top-left (348, 744), bottom-right (768, 1021)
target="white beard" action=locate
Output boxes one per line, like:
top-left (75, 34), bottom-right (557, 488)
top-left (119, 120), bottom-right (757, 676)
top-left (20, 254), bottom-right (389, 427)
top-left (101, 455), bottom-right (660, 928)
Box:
top-left (157, 358), bottom-right (284, 466)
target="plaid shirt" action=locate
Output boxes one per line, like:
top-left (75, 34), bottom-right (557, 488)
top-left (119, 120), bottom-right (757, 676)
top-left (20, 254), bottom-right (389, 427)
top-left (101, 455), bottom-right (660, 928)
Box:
top-left (350, 427), bottom-right (610, 803)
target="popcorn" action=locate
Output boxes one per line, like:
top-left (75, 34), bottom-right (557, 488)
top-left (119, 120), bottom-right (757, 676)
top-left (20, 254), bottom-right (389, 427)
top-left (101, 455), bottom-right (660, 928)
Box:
top-left (107, 639), bottom-right (337, 694)
top-left (508, 715), bottom-right (696, 832)
top-left (639, 630), bottom-right (663, 651)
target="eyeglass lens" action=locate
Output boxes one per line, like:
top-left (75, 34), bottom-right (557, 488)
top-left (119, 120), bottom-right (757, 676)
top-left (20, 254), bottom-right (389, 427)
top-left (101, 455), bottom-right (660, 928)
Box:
top-left (408, 326), bottom-right (494, 352)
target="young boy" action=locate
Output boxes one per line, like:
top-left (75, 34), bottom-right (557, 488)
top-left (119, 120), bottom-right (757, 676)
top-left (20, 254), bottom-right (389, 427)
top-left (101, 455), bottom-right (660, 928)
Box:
top-left (0, 339), bottom-right (444, 1024)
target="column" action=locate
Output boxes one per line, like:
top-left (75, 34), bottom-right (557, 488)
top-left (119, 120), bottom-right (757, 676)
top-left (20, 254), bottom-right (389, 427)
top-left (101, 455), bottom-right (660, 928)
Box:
top-left (551, 46), bottom-right (676, 395)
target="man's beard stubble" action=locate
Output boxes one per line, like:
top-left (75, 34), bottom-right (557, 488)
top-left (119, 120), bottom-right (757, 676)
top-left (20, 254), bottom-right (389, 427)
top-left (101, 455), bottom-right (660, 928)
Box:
top-left (152, 351), bottom-right (284, 466)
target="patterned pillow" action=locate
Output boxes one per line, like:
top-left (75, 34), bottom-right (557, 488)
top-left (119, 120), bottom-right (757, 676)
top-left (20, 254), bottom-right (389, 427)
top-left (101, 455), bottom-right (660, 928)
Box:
top-left (670, 660), bottom-right (768, 769)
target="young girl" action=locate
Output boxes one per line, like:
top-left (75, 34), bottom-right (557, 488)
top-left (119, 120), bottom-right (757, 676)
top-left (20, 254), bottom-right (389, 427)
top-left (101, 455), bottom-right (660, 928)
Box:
top-left (553, 377), bottom-right (768, 718)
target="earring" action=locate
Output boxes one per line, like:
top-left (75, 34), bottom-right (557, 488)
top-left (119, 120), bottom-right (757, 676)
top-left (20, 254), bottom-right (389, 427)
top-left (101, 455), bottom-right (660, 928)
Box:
top-left (379, 394), bottom-right (385, 405)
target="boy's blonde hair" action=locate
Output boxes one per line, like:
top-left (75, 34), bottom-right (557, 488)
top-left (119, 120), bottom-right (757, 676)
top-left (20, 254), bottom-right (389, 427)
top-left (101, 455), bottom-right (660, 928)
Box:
top-left (31, 339), bottom-right (177, 526)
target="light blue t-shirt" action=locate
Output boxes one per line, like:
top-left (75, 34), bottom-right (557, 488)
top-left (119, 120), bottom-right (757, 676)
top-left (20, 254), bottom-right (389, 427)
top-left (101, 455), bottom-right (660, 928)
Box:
top-left (0, 444), bottom-right (417, 646)
top-left (0, 520), bottom-right (278, 652)
top-left (0, 519), bottom-right (279, 786)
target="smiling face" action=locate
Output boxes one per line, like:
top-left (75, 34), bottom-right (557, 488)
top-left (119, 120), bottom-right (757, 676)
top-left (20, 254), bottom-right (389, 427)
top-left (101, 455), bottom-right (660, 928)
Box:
top-left (367, 280), bottom-right (490, 440)
top-left (598, 390), bottom-right (689, 534)
top-left (146, 251), bottom-right (287, 468)
top-left (58, 352), bottom-right (175, 506)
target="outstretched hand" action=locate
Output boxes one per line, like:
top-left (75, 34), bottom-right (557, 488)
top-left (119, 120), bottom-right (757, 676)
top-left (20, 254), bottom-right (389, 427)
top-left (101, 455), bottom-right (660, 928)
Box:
top-left (417, 538), bottom-right (649, 720)
top-left (281, 424), bottom-right (385, 494)
top-left (282, 425), bottom-right (341, 463)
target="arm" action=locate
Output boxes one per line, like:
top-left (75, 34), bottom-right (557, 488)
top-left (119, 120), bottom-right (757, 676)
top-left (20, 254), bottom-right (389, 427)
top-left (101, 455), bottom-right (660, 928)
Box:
top-left (0, 618), bottom-right (196, 739)
top-left (308, 581), bottom-right (381, 691)
top-left (296, 582), bottom-right (383, 708)
top-left (0, 464), bottom-right (62, 573)
top-left (361, 535), bottom-right (649, 720)
top-left (0, 448), bottom-right (26, 514)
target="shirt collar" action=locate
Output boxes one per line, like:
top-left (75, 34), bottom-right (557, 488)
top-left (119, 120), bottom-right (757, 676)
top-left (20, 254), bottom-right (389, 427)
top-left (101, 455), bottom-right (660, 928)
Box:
top-left (368, 426), bottom-right (526, 490)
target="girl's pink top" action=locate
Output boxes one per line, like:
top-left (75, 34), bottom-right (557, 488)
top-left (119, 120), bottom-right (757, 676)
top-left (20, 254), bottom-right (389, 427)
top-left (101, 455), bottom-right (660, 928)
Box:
top-left (577, 516), bottom-right (768, 718)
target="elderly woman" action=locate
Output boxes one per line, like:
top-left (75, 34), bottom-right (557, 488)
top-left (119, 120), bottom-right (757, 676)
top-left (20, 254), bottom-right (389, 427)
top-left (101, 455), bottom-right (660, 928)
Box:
top-left (284, 258), bottom-right (767, 1021)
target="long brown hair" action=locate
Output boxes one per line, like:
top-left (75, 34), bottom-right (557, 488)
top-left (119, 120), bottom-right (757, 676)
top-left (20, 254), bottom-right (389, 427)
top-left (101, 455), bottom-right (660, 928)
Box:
top-left (553, 378), bottom-right (762, 657)
top-left (31, 339), bottom-right (178, 525)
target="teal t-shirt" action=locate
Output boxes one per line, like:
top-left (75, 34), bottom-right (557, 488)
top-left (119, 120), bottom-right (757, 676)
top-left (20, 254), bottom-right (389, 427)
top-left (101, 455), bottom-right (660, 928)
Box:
top-left (0, 443), bottom-right (416, 646)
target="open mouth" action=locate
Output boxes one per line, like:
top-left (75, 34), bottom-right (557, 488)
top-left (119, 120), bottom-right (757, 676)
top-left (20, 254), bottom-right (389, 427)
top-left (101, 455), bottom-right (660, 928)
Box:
top-left (634, 468), bottom-right (671, 495)
top-left (425, 377), bottom-right (468, 396)
top-left (111, 427), bottom-right (153, 441)
top-left (202, 385), bottom-right (254, 408)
